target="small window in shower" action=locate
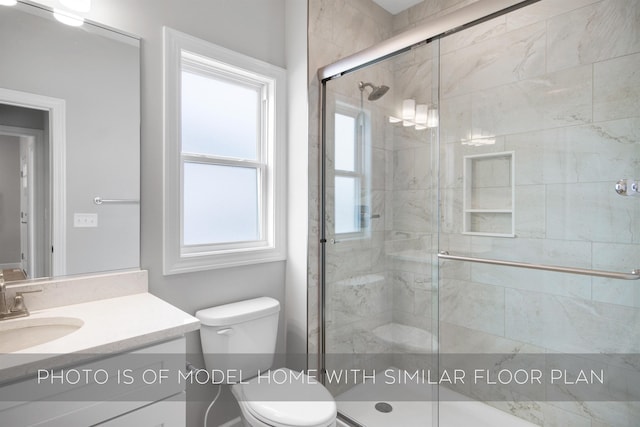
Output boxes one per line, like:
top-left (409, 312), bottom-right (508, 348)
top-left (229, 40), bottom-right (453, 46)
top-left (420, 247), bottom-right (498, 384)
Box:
top-left (333, 103), bottom-right (370, 238)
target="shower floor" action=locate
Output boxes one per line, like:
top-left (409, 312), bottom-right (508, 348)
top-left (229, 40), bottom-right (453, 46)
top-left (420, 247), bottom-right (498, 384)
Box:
top-left (335, 367), bottom-right (536, 427)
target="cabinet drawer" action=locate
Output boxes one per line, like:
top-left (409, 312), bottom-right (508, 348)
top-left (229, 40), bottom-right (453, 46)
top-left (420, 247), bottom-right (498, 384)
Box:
top-left (96, 393), bottom-right (185, 427)
top-left (0, 337), bottom-right (186, 427)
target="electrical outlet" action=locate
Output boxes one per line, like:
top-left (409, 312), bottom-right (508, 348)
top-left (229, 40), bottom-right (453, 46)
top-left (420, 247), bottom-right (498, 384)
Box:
top-left (74, 213), bottom-right (98, 228)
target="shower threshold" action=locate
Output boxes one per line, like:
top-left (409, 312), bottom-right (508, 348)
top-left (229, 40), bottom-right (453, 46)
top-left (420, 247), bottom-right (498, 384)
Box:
top-left (335, 367), bottom-right (537, 427)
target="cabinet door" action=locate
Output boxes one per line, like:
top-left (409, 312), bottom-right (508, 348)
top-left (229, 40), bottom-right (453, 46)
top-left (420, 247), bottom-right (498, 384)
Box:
top-left (96, 394), bottom-right (185, 427)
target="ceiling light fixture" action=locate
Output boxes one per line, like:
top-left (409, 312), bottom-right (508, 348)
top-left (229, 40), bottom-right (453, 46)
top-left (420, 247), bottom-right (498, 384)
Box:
top-left (390, 101), bottom-right (438, 131)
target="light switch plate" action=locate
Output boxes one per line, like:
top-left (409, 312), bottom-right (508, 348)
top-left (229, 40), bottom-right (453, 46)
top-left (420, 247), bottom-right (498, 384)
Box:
top-left (74, 213), bottom-right (98, 228)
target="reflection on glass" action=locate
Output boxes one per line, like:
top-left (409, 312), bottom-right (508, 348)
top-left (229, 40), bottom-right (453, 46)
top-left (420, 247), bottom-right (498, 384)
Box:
top-left (334, 113), bottom-right (356, 171)
top-left (0, 4), bottom-right (141, 280)
top-left (335, 176), bottom-right (359, 234)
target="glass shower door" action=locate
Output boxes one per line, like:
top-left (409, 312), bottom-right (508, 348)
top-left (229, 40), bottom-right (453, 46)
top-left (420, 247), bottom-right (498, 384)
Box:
top-left (437, 0), bottom-right (640, 425)
top-left (322, 40), bottom-right (440, 426)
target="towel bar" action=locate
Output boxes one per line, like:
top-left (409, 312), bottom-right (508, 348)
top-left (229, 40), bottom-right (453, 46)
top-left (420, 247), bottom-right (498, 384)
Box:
top-left (93, 196), bottom-right (140, 205)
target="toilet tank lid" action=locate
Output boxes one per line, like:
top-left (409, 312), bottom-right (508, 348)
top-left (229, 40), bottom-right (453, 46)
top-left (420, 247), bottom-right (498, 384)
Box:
top-left (196, 297), bottom-right (280, 326)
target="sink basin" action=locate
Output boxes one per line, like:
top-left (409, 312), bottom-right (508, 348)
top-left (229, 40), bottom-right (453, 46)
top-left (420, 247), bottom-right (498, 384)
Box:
top-left (0, 317), bottom-right (84, 353)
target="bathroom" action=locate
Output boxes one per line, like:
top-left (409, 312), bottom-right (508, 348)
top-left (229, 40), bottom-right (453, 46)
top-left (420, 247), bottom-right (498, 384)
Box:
top-left (0, 0), bottom-right (638, 426)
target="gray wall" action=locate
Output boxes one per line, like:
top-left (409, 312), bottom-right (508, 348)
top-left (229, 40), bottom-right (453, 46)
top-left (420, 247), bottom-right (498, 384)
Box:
top-left (74, 1), bottom-right (294, 426)
top-left (0, 135), bottom-right (21, 265)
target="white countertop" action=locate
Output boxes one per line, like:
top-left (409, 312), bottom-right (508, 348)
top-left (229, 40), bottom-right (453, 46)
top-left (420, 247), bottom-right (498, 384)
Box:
top-left (0, 292), bottom-right (200, 382)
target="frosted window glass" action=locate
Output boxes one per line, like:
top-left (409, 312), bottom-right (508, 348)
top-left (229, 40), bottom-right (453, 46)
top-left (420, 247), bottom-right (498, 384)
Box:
top-left (183, 163), bottom-right (259, 245)
top-left (334, 113), bottom-right (355, 171)
top-left (181, 71), bottom-right (259, 160)
top-left (335, 176), bottom-right (359, 234)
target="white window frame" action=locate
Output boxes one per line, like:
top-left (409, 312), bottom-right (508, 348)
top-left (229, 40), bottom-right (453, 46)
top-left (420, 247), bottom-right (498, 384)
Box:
top-left (163, 28), bottom-right (286, 274)
top-left (333, 102), bottom-right (371, 240)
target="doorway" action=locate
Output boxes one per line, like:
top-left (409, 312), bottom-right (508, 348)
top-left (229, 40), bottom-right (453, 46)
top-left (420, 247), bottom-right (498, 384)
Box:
top-left (0, 116), bottom-right (47, 279)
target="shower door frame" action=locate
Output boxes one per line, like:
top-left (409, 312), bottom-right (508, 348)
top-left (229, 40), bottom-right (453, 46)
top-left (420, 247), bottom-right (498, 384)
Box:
top-left (316, 0), bottom-right (542, 423)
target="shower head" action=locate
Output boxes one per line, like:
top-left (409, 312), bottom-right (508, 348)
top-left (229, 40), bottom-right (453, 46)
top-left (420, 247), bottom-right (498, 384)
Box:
top-left (358, 81), bottom-right (390, 101)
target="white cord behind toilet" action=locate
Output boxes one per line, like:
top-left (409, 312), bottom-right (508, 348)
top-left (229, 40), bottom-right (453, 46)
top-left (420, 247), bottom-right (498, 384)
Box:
top-left (204, 384), bottom-right (222, 427)
top-left (187, 362), bottom-right (223, 427)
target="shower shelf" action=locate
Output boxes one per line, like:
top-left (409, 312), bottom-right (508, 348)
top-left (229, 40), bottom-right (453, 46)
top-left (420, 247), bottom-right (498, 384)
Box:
top-left (463, 151), bottom-right (515, 237)
top-left (372, 323), bottom-right (437, 353)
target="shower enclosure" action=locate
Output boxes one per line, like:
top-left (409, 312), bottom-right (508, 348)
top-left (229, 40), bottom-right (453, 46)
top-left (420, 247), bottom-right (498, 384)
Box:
top-left (317, 0), bottom-right (640, 426)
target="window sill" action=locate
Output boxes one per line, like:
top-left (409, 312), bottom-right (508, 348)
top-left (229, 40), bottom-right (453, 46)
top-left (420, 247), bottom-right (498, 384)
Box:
top-left (163, 245), bottom-right (286, 275)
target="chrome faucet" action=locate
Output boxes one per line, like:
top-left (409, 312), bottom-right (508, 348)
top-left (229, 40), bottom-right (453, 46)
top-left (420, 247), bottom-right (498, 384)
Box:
top-left (0, 278), bottom-right (42, 320)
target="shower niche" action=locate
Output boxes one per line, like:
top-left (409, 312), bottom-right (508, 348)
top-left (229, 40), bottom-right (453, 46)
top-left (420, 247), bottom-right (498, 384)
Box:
top-left (462, 151), bottom-right (514, 237)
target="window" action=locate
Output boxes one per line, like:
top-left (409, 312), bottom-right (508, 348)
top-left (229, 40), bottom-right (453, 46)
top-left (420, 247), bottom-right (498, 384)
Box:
top-left (333, 103), bottom-right (370, 239)
top-left (163, 28), bottom-right (286, 274)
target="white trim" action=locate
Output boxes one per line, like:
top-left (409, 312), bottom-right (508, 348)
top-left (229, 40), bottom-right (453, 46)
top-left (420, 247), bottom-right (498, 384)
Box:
top-left (20, 136), bottom-right (36, 277)
top-left (0, 87), bottom-right (66, 277)
top-left (0, 263), bottom-right (21, 270)
top-left (163, 28), bottom-right (287, 274)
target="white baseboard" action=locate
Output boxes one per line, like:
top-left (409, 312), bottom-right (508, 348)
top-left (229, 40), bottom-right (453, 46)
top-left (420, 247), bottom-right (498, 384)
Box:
top-left (0, 263), bottom-right (21, 270)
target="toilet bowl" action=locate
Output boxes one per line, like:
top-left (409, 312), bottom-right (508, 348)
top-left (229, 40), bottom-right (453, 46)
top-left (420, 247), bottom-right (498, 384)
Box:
top-left (196, 297), bottom-right (337, 427)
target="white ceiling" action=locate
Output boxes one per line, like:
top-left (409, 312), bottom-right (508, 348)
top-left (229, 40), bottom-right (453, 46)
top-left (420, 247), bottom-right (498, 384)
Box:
top-left (372, 0), bottom-right (423, 15)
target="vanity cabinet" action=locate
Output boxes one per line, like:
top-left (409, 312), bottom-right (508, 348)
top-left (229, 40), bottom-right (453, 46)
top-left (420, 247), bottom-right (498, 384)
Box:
top-left (0, 337), bottom-right (187, 427)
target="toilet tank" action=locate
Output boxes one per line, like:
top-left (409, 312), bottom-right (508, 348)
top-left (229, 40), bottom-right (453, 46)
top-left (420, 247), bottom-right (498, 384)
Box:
top-left (196, 297), bottom-right (280, 383)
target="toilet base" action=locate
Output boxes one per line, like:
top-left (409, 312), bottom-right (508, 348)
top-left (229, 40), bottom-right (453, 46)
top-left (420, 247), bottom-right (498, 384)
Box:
top-left (232, 383), bottom-right (337, 427)
top-left (238, 405), bottom-right (336, 427)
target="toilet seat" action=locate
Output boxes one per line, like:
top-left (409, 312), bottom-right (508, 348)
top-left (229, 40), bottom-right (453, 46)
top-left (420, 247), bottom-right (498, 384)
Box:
top-left (232, 368), bottom-right (337, 427)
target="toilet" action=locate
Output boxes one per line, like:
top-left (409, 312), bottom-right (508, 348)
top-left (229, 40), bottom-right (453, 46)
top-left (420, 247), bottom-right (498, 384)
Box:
top-left (196, 297), bottom-right (337, 427)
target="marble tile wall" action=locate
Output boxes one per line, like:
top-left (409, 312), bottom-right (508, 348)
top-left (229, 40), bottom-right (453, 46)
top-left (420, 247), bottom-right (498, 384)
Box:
top-left (392, 0), bottom-right (479, 34)
top-left (307, 0), bottom-right (396, 391)
top-left (308, 0), bottom-right (392, 354)
top-left (438, 1), bottom-right (640, 425)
